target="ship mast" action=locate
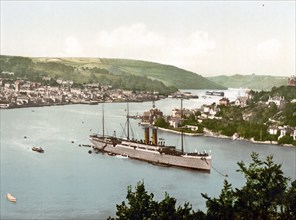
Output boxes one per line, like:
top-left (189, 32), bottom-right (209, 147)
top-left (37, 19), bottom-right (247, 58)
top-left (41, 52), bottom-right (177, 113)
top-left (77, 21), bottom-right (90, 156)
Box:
top-left (127, 102), bottom-right (130, 140)
top-left (181, 97), bottom-right (184, 153)
top-left (102, 103), bottom-right (105, 138)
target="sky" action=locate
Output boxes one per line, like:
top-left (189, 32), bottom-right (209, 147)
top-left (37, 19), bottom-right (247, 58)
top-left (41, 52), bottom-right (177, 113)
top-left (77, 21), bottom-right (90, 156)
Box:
top-left (0, 1), bottom-right (295, 77)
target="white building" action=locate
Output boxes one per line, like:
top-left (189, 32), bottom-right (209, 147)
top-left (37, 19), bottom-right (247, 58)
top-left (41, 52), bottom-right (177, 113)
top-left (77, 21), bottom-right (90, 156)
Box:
top-left (268, 125), bottom-right (278, 135)
top-left (267, 96), bottom-right (285, 108)
top-left (185, 125), bottom-right (199, 131)
top-left (235, 97), bottom-right (248, 107)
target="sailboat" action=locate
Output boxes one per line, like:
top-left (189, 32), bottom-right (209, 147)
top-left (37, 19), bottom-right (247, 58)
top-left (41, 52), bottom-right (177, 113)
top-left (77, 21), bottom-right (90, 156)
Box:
top-left (89, 101), bottom-right (211, 171)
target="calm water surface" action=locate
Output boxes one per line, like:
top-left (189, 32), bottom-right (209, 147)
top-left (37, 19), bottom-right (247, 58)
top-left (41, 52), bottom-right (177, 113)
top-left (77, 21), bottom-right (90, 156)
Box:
top-left (1, 90), bottom-right (295, 219)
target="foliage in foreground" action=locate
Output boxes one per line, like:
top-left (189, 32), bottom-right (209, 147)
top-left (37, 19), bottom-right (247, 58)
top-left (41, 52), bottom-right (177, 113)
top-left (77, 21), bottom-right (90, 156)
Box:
top-left (109, 152), bottom-right (296, 220)
top-left (108, 181), bottom-right (205, 220)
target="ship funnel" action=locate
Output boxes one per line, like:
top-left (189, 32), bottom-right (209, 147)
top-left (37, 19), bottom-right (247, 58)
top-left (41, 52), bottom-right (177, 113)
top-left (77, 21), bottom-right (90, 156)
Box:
top-left (152, 128), bottom-right (157, 145)
top-left (144, 127), bottom-right (149, 144)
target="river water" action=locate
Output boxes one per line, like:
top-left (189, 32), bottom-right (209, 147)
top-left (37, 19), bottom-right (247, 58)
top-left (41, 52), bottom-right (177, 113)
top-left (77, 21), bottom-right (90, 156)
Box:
top-left (1, 89), bottom-right (295, 219)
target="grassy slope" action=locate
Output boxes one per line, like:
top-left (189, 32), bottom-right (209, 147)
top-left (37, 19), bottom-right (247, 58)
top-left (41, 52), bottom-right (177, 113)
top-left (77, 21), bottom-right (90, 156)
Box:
top-left (207, 74), bottom-right (288, 90)
top-left (100, 58), bottom-right (226, 89)
top-left (30, 57), bottom-right (226, 89)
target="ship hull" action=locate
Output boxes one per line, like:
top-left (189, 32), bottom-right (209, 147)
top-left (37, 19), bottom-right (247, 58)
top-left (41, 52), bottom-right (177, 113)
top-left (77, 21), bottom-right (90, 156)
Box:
top-left (90, 137), bottom-right (211, 171)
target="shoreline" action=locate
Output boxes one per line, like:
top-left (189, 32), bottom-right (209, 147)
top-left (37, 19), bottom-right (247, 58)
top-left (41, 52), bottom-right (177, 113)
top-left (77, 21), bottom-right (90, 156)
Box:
top-left (157, 126), bottom-right (204, 136)
top-left (204, 131), bottom-right (295, 148)
top-left (154, 126), bottom-right (295, 147)
top-left (0, 99), bottom-right (159, 110)
top-left (202, 129), bottom-right (294, 147)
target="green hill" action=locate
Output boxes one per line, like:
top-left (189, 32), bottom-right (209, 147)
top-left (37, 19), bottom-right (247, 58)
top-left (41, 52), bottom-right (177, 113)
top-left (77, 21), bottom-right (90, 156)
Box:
top-left (98, 58), bottom-right (225, 89)
top-left (207, 74), bottom-right (288, 90)
top-left (0, 56), bottom-right (225, 91)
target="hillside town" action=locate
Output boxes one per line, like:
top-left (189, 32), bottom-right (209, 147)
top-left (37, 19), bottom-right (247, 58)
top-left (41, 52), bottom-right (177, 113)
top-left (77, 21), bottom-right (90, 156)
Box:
top-left (0, 76), bottom-right (163, 109)
top-left (139, 85), bottom-right (296, 146)
top-left (1, 74), bottom-right (295, 146)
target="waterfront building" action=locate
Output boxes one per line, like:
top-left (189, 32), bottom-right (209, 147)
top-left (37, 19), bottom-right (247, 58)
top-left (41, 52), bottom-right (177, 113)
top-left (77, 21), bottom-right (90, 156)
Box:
top-left (168, 117), bottom-right (182, 128)
top-left (219, 97), bottom-right (230, 106)
top-left (288, 75), bottom-right (296, 86)
top-left (185, 125), bottom-right (199, 131)
top-left (277, 126), bottom-right (296, 141)
top-left (267, 96), bottom-right (286, 109)
top-left (268, 125), bottom-right (279, 135)
top-left (142, 101), bottom-right (163, 124)
top-left (234, 97), bottom-right (248, 107)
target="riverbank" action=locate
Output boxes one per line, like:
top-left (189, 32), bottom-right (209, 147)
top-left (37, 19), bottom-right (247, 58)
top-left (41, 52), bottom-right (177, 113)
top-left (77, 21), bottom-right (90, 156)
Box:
top-left (0, 98), bottom-right (159, 110)
top-left (204, 129), bottom-right (295, 147)
top-left (157, 126), bottom-right (203, 136)
top-left (139, 122), bottom-right (203, 136)
top-left (155, 126), bottom-right (295, 147)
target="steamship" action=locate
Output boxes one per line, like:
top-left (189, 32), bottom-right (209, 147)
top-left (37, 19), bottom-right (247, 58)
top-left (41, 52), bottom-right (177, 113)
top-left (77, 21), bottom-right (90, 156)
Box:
top-left (89, 103), bottom-right (211, 171)
top-left (205, 91), bottom-right (224, 96)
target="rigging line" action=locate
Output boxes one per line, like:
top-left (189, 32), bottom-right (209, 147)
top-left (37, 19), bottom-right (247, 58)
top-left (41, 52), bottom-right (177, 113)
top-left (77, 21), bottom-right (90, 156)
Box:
top-left (130, 123), bottom-right (135, 139)
top-left (202, 157), bottom-right (209, 165)
top-left (123, 120), bottom-right (128, 138)
top-left (120, 123), bottom-right (127, 138)
top-left (211, 164), bottom-right (228, 177)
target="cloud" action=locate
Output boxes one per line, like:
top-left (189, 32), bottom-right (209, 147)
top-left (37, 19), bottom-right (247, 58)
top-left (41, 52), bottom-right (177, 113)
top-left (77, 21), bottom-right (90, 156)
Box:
top-left (256, 38), bottom-right (281, 60)
top-left (166, 31), bottom-right (216, 67)
top-left (63, 36), bottom-right (84, 56)
top-left (53, 23), bottom-right (216, 72)
top-left (94, 23), bottom-right (216, 68)
top-left (96, 23), bottom-right (165, 48)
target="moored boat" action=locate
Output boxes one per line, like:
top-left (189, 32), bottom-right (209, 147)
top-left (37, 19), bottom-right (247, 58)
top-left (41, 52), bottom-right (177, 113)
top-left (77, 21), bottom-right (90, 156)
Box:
top-left (6, 193), bottom-right (17, 203)
top-left (89, 101), bottom-right (211, 172)
top-left (32, 146), bottom-right (44, 153)
top-left (90, 133), bottom-right (211, 171)
top-left (205, 91), bottom-right (224, 96)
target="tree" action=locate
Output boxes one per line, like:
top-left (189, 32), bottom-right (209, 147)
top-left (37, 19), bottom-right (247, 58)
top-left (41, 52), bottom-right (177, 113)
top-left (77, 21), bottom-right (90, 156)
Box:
top-left (283, 180), bottom-right (296, 219)
top-left (108, 181), bottom-right (203, 220)
top-left (202, 152), bottom-right (291, 219)
top-left (108, 181), bottom-right (156, 220)
top-left (110, 153), bottom-right (295, 219)
top-left (154, 117), bottom-right (170, 128)
top-left (236, 153), bottom-right (289, 219)
top-left (202, 180), bottom-right (236, 219)
top-left (278, 135), bottom-right (294, 145)
top-left (282, 103), bottom-right (296, 126)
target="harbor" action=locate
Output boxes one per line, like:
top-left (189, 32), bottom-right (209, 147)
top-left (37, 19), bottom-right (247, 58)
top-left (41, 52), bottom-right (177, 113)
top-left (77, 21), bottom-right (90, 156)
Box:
top-left (1, 90), bottom-right (295, 219)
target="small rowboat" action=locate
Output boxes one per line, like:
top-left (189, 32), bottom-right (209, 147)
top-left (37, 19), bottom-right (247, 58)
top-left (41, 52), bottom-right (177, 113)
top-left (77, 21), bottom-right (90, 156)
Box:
top-left (6, 193), bottom-right (16, 203)
top-left (32, 147), bottom-right (44, 153)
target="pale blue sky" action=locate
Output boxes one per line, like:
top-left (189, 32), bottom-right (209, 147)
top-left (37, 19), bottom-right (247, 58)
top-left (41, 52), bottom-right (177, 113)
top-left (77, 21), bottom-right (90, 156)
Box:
top-left (1, 1), bottom-right (295, 76)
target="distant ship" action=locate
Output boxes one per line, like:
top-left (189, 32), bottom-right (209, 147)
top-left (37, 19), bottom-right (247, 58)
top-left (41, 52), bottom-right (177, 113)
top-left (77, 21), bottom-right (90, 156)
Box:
top-left (89, 101), bottom-right (211, 172)
top-left (205, 91), bottom-right (224, 96)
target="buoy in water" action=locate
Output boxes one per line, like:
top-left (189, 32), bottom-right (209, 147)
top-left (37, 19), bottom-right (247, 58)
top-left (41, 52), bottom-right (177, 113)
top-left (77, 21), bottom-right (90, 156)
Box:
top-left (88, 150), bottom-right (92, 154)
